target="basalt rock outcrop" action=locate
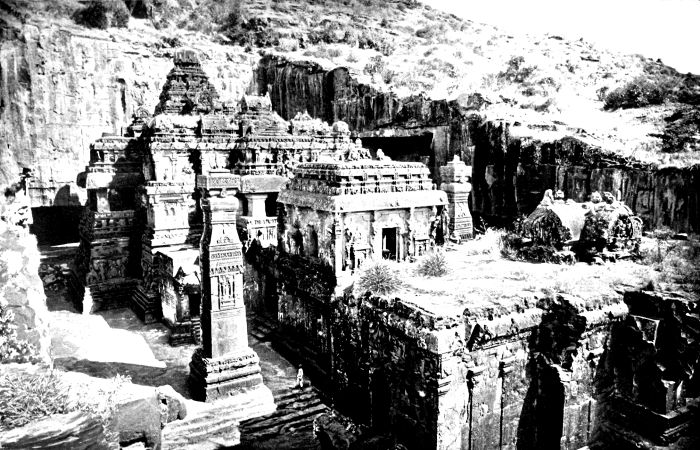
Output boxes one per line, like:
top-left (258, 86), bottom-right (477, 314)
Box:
top-left (470, 122), bottom-right (700, 233)
top-left (253, 56), bottom-right (700, 234)
top-left (253, 55), bottom-right (476, 177)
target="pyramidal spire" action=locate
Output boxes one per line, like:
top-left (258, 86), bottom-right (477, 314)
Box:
top-left (155, 48), bottom-right (220, 115)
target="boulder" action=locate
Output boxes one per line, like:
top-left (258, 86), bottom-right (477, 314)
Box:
top-left (114, 392), bottom-right (162, 449)
top-left (156, 385), bottom-right (188, 423)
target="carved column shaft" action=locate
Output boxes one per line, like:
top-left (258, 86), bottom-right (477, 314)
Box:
top-left (189, 175), bottom-right (275, 411)
top-left (199, 196), bottom-right (247, 358)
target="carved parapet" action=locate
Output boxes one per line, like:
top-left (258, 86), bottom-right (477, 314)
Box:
top-left (239, 174), bottom-right (288, 194)
top-left (196, 173), bottom-right (241, 198)
top-left (79, 209), bottom-right (137, 242)
top-left (337, 293), bottom-right (464, 355)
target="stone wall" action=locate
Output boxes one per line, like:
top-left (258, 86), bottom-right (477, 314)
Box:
top-left (266, 249), bottom-right (629, 450)
top-left (0, 22), bottom-right (256, 205)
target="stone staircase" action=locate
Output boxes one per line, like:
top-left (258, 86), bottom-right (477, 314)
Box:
top-left (249, 312), bottom-right (278, 341)
top-left (235, 385), bottom-right (330, 449)
top-left (160, 385), bottom-right (329, 450)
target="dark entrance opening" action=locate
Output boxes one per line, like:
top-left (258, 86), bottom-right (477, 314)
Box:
top-left (361, 133), bottom-right (434, 173)
top-left (382, 227), bottom-right (398, 260)
top-left (30, 206), bottom-right (83, 245)
top-left (188, 293), bottom-right (201, 318)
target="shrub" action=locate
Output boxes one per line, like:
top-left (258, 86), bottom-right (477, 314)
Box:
top-left (0, 306), bottom-right (39, 364)
top-left (660, 106), bottom-right (700, 153)
top-left (111, 3), bottom-right (130, 28)
top-left (0, 371), bottom-right (70, 430)
top-left (417, 249), bottom-right (449, 277)
top-left (603, 76), bottom-right (673, 110)
top-left (499, 56), bottom-right (536, 83)
top-left (75, 1), bottom-right (109, 29)
top-left (364, 55), bottom-right (385, 77)
top-left (73, 374), bottom-right (132, 448)
top-left (357, 29), bottom-right (395, 56)
top-left (462, 228), bottom-right (507, 257)
top-left (74, 0), bottom-right (130, 29)
top-left (356, 260), bottom-right (403, 296)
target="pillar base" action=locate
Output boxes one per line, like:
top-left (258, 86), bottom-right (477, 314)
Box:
top-left (188, 347), bottom-right (274, 410)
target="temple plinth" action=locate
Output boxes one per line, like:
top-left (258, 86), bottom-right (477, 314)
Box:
top-left (188, 175), bottom-right (275, 413)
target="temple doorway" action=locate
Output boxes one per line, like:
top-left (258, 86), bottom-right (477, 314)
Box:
top-left (188, 293), bottom-right (200, 318)
top-left (382, 227), bottom-right (398, 260)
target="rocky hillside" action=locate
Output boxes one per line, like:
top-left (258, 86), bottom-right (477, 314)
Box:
top-left (1, 0), bottom-right (699, 203)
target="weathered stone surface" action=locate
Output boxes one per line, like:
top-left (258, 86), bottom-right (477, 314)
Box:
top-left (115, 391), bottom-right (162, 449)
top-left (253, 55), bottom-right (474, 177)
top-left (0, 216), bottom-right (50, 363)
top-left (471, 123), bottom-right (700, 233)
top-left (590, 289), bottom-right (700, 449)
top-left (0, 410), bottom-right (106, 449)
top-left (157, 384), bottom-right (188, 423)
top-left (0, 23), bottom-right (256, 205)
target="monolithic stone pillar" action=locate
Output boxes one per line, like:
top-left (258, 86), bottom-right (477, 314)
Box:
top-left (189, 191), bottom-right (275, 411)
top-left (439, 155), bottom-right (474, 241)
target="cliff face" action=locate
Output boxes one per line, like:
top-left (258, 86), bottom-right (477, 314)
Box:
top-left (470, 121), bottom-right (700, 233)
top-left (254, 55), bottom-right (475, 175)
top-left (255, 56), bottom-right (699, 233)
top-left (0, 22), bottom-right (256, 206)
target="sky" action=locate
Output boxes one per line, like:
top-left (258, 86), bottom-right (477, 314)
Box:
top-left (423, 0), bottom-right (700, 74)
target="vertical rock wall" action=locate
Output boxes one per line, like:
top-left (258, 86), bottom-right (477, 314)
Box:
top-left (255, 56), bottom-right (699, 233)
top-left (0, 22), bottom-right (256, 206)
top-left (470, 121), bottom-right (700, 232)
top-left (253, 55), bottom-right (474, 176)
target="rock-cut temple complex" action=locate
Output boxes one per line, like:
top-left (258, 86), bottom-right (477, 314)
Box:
top-left (62, 49), bottom-right (699, 450)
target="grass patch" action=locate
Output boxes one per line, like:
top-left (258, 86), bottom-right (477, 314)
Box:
top-left (0, 371), bottom-right (70, 431)
top-left (638, 236), bottom-right (700, 289)
top-left (417, 249), bottom-right (449, 277)
top-left (356, 260), bottom-right (403, 296)
top-left (0, 368), bottom-right (131, 447)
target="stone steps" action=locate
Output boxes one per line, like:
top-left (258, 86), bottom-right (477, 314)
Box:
top-left (249, 313), bottom-right (278, 341)
top-left (168, 317), bottom-right (201, 346)
top-left (236, 385), bottom-right (330, 447)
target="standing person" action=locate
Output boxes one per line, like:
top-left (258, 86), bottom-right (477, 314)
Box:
top-left (296, 365), bottom-right (304, 389)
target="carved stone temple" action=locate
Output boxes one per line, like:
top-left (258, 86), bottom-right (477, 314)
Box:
top-left (27, 41), bottom-right (699, 450)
